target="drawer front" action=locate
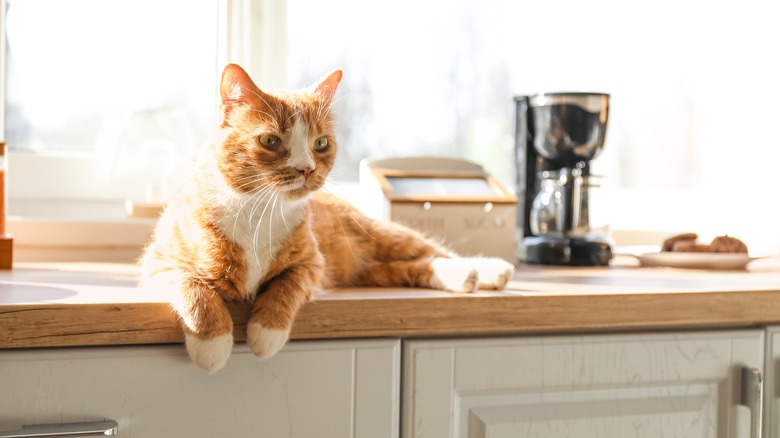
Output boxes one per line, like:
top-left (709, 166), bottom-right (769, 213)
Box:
top-left (0, 339), bottom-right (400, 438)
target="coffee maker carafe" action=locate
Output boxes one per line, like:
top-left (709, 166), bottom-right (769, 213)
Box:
top-left (514, 92), bottom-right (612, 266)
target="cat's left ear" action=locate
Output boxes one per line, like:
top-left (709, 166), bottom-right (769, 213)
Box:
top-left (220, 63), bottom-right (270, 126)
top-left (310, 70), bottom-right (343, 107)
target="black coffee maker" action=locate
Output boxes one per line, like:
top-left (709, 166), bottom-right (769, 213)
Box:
top-left (514, 92), bottom-right (613, 266)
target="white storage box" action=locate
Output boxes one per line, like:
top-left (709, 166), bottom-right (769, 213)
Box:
top-left (359, 157), bottom-right (517, 263)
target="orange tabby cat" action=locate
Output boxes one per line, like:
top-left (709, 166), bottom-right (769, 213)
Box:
top-left (141, 64), bottom-right (515, 373)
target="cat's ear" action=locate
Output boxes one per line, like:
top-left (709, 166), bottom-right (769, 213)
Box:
top-left (310, 70), bottom-right (343, 107)
top-left (219, 64), bottom-right (269, 125)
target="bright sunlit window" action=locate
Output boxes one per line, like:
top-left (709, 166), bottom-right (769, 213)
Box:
top-left (6, 0), bottom-right (217, 154)
top-left (285, 0), bottom-right (780, 254)
top-left (4, 0), bottom-right (218, 213)
top-left (3, 0), bottom-right (780, 256)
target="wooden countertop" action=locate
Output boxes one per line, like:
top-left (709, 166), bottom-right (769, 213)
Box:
top-left (2, 258), bottom-right (780, 349)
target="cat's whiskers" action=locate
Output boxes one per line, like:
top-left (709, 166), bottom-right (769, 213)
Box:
top-left (320, 174), bottom-right (349, 186)
top-left (315, 93), bottom-right (348, 125)
top-left (285, 108), bottom-right (302, 129)
top-left (236, 180), bottom-right (274, 217)
top-left (320, 198), bottom-right (337, 232)
top-left (330, 93), bottom-right (349, 106)
top-left (251, 211), bottom-right (264, 268)
top-left (268, 192), bottom-right (281, 259)
top-left (249, 192), bottom-right (272, 266)
top-left (314, 99), bottom-right (328, 124)
top-left (232, 175), bottom-right (262, 186)
top-left (241, 86), bottom-right (284, 121)
top-left (228, 182), bottom-right (274, 243)
top-left (246, 108), bottom-right (281, 131)
top-left (348, 213), bottom-right (374, 240)
top-left (247, 184), bottom-right (278, 224)
top-left (225, 178), bottom-right (273, 241)
top-left (252, 189), bottom-right (281, 265)
top-left (319, 187), bottom-right (375, 240)
top-left (316, 187), bottom-right (357, 258)
top-left (279, 197), bottom-right (291, 232)
top-left (233, 171), bottom-right (274, 184)
top-left (232, 174), bottom-right (274, 193)
top-left (319, 91), bottom-right (349, 121)
top-left (332, 207), bottom-right (357, 259)
top-left (245, 187), bottom-right (277, 265)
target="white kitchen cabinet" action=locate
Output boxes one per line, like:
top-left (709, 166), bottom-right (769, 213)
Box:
top-left (0, 339), bottom-right (400, 438)
top-left (763, 326), bottom-right (780, 438)
top-left (403, 330), bottom-right (764, 438)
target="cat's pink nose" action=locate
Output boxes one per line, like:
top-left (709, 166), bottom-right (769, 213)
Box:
top-left (299, 167), bottom-right (313, 179)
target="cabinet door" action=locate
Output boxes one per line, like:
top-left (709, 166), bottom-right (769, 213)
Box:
top-left (0, 339), bottom-right (399, 438)
top-left (403, 331), bottom-right (763, 438)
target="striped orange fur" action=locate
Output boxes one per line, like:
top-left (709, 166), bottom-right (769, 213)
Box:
top-left (140, 64), bottom-right (514, 373)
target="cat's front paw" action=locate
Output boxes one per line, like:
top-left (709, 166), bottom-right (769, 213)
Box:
top-left (247, 321), bottom-right (290, 359)
top-left (185, 332), bottom-right (234, 373)
top-left (430, 257), bottom-right (478, 293)
top-left (469, 257), bottom-right (515, 290)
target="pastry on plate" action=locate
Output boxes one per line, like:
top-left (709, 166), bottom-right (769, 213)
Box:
top-left (661, 233), bottom-right (748, 254)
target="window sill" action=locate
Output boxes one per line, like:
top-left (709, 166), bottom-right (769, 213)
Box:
top-left (9, 186), bottom-right (773, 263)
top-left (7, 211), bottom-right (156, 264)
top-left (6, 219), bottom-right (669, 266)
top-left (4, 181), bottom-right (365, 263)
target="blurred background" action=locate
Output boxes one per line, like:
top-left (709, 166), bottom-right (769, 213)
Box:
top-left (3, 0), bottom-right (779, 255)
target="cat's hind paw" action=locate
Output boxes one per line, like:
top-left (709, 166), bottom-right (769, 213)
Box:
top-left (185, 333), bottom-right (234, 374)
top-left (247, 322), bottom-right (290, 359)
top-left (469, 257), bottom-right (515, 290)
top-left (430, 257), bottom-right (479, 293)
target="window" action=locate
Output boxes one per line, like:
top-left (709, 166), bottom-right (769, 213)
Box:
top-left (3, 0), bottom-right (780, 256)
top-left (4, 0), bottom-right (219, 216)
top-left (284, 0), bottom-right (780, 255)
top-left (5, 1), bottom-right (217, 154)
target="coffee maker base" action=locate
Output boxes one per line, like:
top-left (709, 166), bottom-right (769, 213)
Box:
top-left (523, 236), bottom-right (613, 266)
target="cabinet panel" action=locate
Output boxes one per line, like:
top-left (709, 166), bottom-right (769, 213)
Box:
top-left (0, 339), bottom-right (400, 438)
top-left (404, 331), bottom-right (764, 438)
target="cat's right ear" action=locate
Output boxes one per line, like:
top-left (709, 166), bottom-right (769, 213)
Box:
top-left (219, 64), bottom-right (267, 126)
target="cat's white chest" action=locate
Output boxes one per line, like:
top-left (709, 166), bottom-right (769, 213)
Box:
top-left (217, 194), bottom-right (307, 297)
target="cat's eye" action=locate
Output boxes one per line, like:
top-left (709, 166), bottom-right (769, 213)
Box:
top-left (259, 134), bottom-right (282, 151)
top-left (313, 137), bottom-right (329, 152)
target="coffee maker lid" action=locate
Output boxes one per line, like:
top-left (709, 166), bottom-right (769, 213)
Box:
top-left (526, 92), bottom-right (609, 113)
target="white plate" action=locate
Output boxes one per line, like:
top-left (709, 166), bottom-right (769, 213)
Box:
top-left (634, 252), bottom-right (756, 270)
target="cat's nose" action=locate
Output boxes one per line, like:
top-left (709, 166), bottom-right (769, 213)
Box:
top-left (298, 166), bottom-right (314, 179)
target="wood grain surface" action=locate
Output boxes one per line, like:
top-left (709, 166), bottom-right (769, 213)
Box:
top-left (2, 259), bottom-right (780, 348)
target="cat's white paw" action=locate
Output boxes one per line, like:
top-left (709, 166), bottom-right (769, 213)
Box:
top-left (247, 321), bottom-right (290, 359)
top-left (185, 332), bottom-right (234, 374)
top-left (468, 257), bottom-right (515, 290)
top-left (430, 257), bottom-right (478, 293)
